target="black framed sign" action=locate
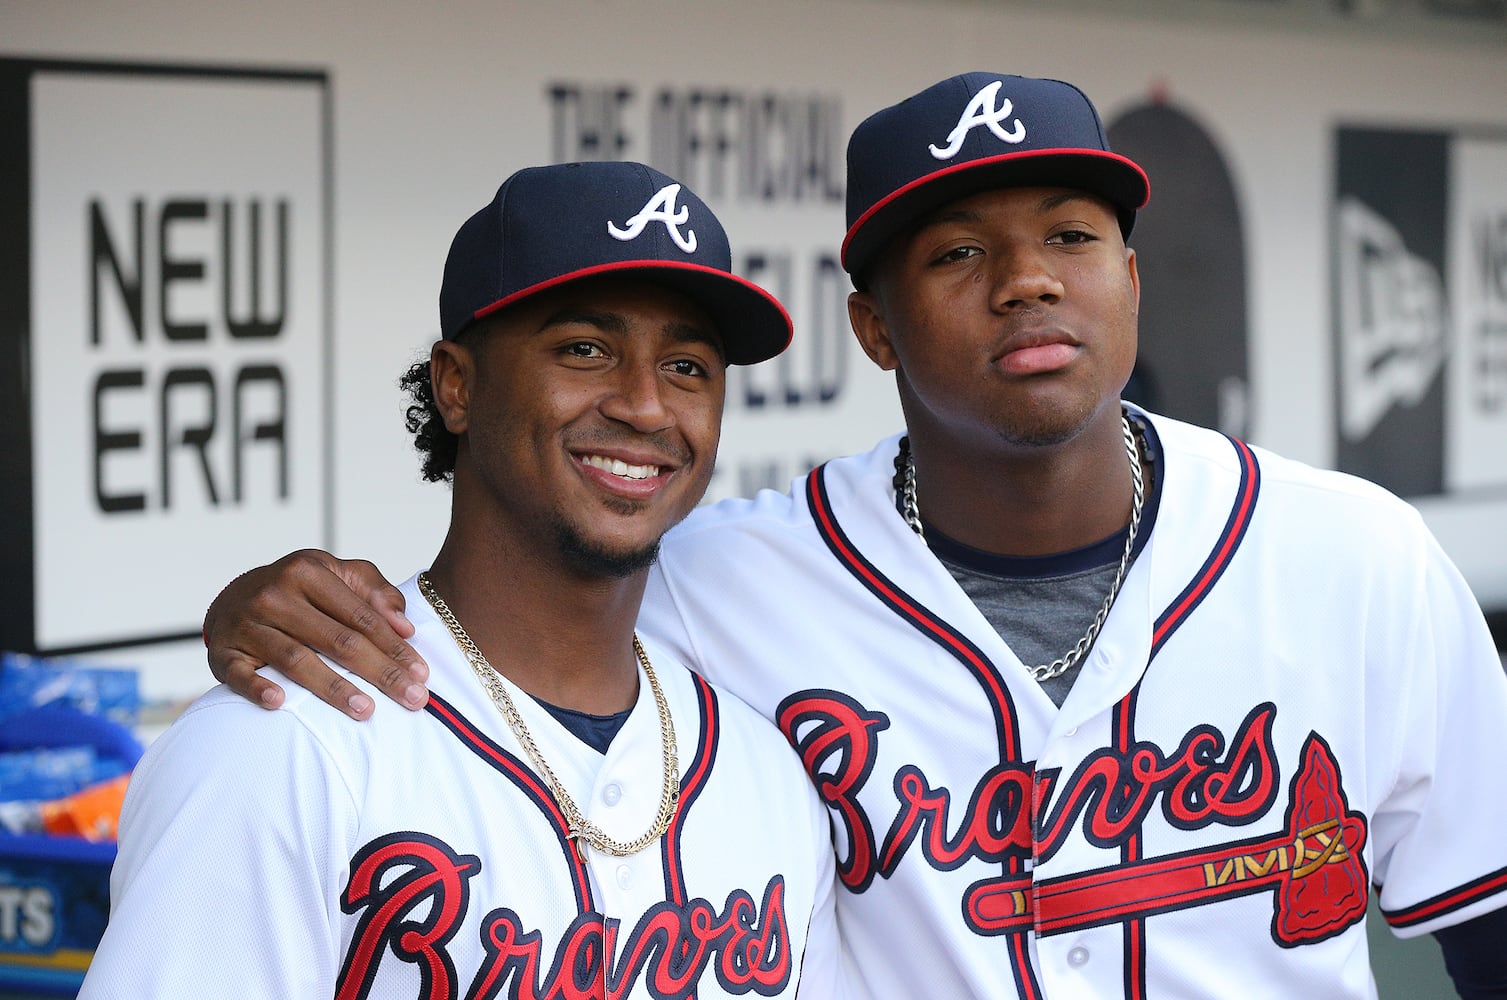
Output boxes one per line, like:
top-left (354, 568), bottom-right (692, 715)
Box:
top-left (0, 58), bottom-right (332, 654)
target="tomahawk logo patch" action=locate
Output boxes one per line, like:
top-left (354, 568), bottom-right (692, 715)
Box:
top-left (607, 183), bottom-right (697, 252)
top-left (929, 80), bottom-right (1026, 160)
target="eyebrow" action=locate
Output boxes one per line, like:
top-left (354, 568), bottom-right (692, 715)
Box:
top-left (916, 206), bottom-right (982, 230)
top-left (1036, 191), bottom-right (1099, 214)
top-left (544, 307), bottom-right (628, 333)
top-left (543, 308), bottom-right (726, 362)
top-left (665, 321), bottom-right (726, 363)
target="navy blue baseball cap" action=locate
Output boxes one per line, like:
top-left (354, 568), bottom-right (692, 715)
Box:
top-left (440, 161), bottom-right (791, 365)
top-left (842, 72), bottom-right (1150, 288)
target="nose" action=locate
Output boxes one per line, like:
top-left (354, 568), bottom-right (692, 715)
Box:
top-left (990, 243), bottom-right (1064, 310)
top-left (599, 359), bottom-right (674, 432)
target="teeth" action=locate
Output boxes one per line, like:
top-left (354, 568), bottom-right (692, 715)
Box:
top-left (582, 455), bottom-right (660, 480)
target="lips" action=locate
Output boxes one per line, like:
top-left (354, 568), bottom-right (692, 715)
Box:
top-left (572, 447), bottom-right (684, 502)
top-left (580, 454), bottom-right (662, 481)
top-left (993, 330), bottom-right (1081, 377)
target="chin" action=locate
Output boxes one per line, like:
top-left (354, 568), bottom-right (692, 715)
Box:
top-left (994, 412), bottom-right (1092, 449)
top-left (993, 392), bottom-right (1118, 449)
top-left (554, 523), bottom-right (663, 579)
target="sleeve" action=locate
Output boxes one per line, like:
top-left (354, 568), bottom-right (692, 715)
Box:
top-left (76, 692), bottom-right (360, 998)
top-left (1368, 522), bottom-right (1507, 938)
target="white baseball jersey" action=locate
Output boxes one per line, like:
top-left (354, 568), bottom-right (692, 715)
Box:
top-left (81, 574), bottom-right (837, 999)
top-left (641, 409), bottom-right (1507, 1000)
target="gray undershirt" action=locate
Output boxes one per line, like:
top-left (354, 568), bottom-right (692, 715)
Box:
top-left (938, 555), bottom-right (1120, 708)
top-left (904, 410), bottom-right (1158, 710)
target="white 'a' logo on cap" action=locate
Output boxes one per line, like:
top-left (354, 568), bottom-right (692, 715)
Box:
top-left (607, 183), bottom-right (698, 253)
top-left (928, 80), bottom-right (1026, 161)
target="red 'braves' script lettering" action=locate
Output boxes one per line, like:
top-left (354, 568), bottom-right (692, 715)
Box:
top-left (335, 833), bottom-right (793, 1000)
top-left (778, 693), bottom-right (1285, 907)
top-left (1033, 703), bottom-right (1280, 862)
top-left (777, 691), bottom-right (890, 890)
top-left (469, 877), bottom-right (791, 999)
top-left (338, 831), bottom-right (480, 1000)
top-left (880, 763), bottom-right (1035, 877)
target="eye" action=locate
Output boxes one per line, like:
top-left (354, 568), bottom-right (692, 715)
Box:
top-left (666, 358), bottom-right (708, 378)
top-left (1048, 229), bottom-right (1098, 246)
top-left (933, 245), bottom-right (983, 265)
top-left (565, 341), bottom-right (606, 359)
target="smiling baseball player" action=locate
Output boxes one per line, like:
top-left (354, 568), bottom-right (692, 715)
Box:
top-left (203, 74), bottom-right (1507, 998)
top-left (82, 161), bottom-right (837, 999)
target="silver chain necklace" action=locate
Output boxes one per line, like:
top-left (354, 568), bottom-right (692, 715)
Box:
top-left (898, 411), bottom-right (1145, 682)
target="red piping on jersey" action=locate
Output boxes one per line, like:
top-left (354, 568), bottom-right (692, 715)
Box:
top-left (655, 672), bottom-right (720, 1000)
top-left (805, 468), bottom-right (1022, 761)
top-left (1384, 864), bottom-right (1507, 929)
top-left (806, 465), bottom-right (1042, 999)
top-left (662, 672), bottom-right (720, 907)
top-left (425, 693), bottom-right (592, 910)
top-left (1112, 691), bottom-right (1148, 1000)
top-left (1150, 436), bottom-right (1260, 656)
top-left (1116, 434), bottom-right (1259, 994)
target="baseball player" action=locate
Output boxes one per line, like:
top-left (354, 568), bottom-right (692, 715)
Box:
top-left (80, 161), bottom-right (837, 999)
top-left (203, 75), bottom-right (1507, 998)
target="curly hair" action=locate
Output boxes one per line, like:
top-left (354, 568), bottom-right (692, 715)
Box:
top-left (400, 358), bottom-right (458, 483)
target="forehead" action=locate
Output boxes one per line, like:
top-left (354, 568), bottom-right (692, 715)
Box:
top-left (914, 185), bottom-right (1119, 229)
top-left (492, 276), bottom-right (723, 348)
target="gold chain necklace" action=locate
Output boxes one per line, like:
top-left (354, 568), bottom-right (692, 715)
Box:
top-left (896, 410), bottom-right (1146, 683)
top-left (418, 572), bottom-right (680, 860)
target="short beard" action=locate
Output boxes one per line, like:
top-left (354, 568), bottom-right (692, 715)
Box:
top-left (553, 519), bottom-right (662, 579)
top-left (995, 419), bottom-right (1082, 449)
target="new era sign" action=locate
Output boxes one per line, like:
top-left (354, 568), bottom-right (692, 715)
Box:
top-left (0, 58), bottom-right (331, 653)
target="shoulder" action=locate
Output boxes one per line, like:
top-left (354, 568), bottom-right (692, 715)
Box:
top-left (150, 677), bottom-right (351, 759)
top-left (129, 662), bottom-right (403, 820)
top-left (1147, 410), bottom-right (1427, 532)
top-left (662, 435), bottom-right (903, 552)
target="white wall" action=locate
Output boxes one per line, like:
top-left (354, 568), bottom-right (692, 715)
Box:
top-left (4, 0), bottom-right (1504, 691)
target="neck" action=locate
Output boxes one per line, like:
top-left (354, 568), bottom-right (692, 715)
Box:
top-left (905, 401), bottom-right (1138, 557)
top-left (426, 526), bottom-right (646, 716)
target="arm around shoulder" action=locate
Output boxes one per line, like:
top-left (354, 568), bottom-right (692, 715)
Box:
top-left (202, 548), bottom-right (430, 719)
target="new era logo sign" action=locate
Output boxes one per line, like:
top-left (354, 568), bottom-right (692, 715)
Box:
top-left (929, 80), bottom-right (1026, 160)
top-left (607, 183), bottom-right (697, 253)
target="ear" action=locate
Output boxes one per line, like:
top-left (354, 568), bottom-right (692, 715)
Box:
top-left (848, 291), bottom-right (900, 372)
top-left (1125, 247), bottom-right (1141, 316)
top-left (430, 339), bottom-right (475, 434)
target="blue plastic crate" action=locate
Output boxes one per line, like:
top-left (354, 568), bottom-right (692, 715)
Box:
top-left (0, 832), bottom-right (115, 997)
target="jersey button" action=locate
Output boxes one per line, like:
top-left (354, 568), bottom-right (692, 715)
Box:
top-left (1067, 946), bottom-right (1090, 967)
top-left (616, 864), bottom-right (632, 889)
top-left (602, 782), bottom-right (623, 806)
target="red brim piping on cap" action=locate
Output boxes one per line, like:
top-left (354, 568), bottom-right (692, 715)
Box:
top-left (465, 259), bottom-right (793, 366)
top-left (841, 147), bottom-right (1150, 277)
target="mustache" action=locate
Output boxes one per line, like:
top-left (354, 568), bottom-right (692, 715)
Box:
top-left (567, 430), bottom-right (694, 468)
